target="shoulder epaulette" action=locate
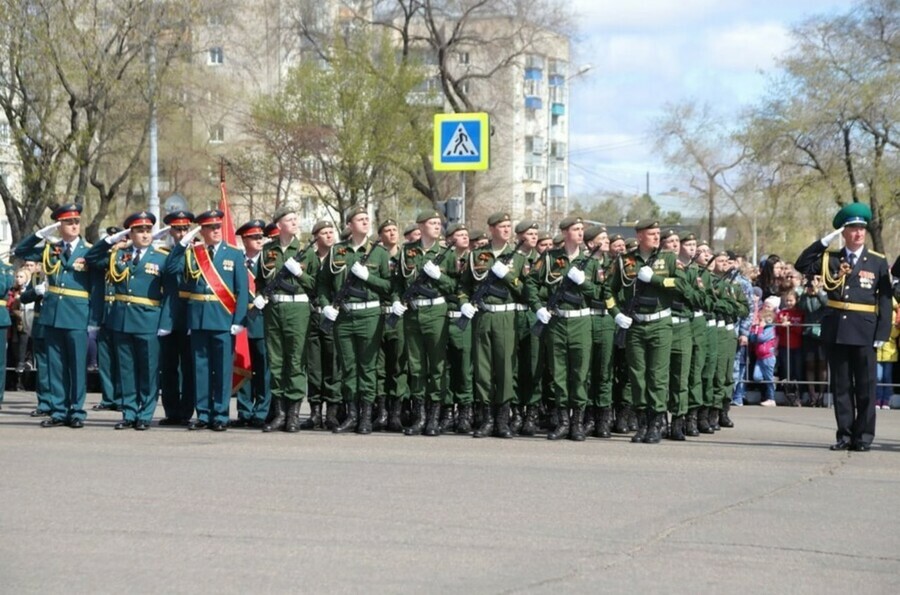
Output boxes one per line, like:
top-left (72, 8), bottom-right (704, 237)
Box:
top-left (156, 247), bottom-right (170, 255)
top-left (869, 250), bottom-right (885, 258)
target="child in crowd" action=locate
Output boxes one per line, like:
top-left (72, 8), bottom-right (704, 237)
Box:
top-left (875, 301), bottom-right (900, 410)
top-left (751, 301), bottom-right (779, 406)
top-left (775, 290), bottom-right (804, 406)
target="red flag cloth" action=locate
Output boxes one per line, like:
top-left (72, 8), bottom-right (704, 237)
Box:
top-left (218, 178), bottom-right (252, 395)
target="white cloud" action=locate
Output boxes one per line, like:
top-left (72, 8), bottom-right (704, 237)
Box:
top-left (570, 0), bottom-right (723, 31)
top-left (704, 22), bottom-right (791, 71)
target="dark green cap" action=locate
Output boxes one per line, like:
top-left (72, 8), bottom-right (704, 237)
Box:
top-left (272, 207), bottom-right (296, 223)
top-left (552, 233), bottom-right (564, 245)
top-left (487, 212), bottom-right (511, 226)
top-left (344, 204), bottom-right (368, 224)
top-left (537, 231), bottom-right (553, 242)
top-left (377, 219), bottom-right (398, 233)
top-left (609, 233), bottom-right (624, 244)
top-left (403, 223), bottom-right (419, 236)
top-left (679, 231), bottom-right (696, 242)
top-left (470, 229), bottom-right (487, 242)
top-left (416, 210), bottom-right (443, 224)
top-left (312, 219), bottom-right (334, 235)
top-left (583, 225), bottom-right (607, 243)
top-left (832, 202), bottom-right (871, 229)
top-left (339, 228), bottom-right (351, 241)
top-left (635, 219), bottom-right (659, 231)
top-left (662, 228), bottom-right (679, 240)
top-left (514, 219), bottom-right (538, 234)
top-left (625, 237), bottom-right (638, 251)
top-left (446, 223), bottom-right (468, 237)
top-left (558, 216), bottom-right (584, 230)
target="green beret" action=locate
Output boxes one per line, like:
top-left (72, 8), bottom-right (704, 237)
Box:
top-left (583, 225), bottom-right (607, 242)
top-left (377, 219), bottom-right (398, 233)
top-left (403, 223), bottom-right (419, 236)
top-left (344, 205), bottom-right (368, 224)
top-left (679, 232), bottom-right (696, 242)
top-left (662, 228), bottom-right (679, 240)
top-left (446, 223), bottom-right (468, 237)
top-left (634, 219), bottom-right (659, 231)
top-left (558, 216), bottom-right (584, 231)
top-left (832, 202), bottom-right (871, 229)
top-left (470, 229), bottom-right (487, 242)
top-left (625, 237), bottom-right (638, 251)
top-left (312, 219), bottom-right (334, 235)
top-left (416, 210), bottom-right (443, 224)
top-left (537, 231), bottom-right (553, 242)
top-left (697, 239), bottom-right (709, 248)
top-left (552, 233), bottom-right (564, 245)
top-left (608, 233), bottom-right (624, 244)
top-left (272, 207), bottom-right (296, 223)
top-left (339, 228), bottom-right (351, 241)
top-left (514, 219), bottom-right (538, 234)
top-left (487, 212), bottom-right (511, 226)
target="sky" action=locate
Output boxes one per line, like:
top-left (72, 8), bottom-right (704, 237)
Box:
top-left (566, 0), bottom-right (860, 214)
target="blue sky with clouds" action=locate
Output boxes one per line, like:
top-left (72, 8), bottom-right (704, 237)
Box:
top-left (567, 0), bottom-right (859, 211)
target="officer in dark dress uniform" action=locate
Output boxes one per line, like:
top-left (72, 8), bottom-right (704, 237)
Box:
top-left (795, 203), bottom-right (891, 451)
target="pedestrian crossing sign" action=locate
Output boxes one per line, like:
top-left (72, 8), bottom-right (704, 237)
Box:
top-left (433, 112), bottom-right (490, 171)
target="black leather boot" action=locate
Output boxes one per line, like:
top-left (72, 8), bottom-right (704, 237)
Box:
top-left (262, 397), bottom-right (287, 432)
top-left (709, 407), bottom-right (721, 432)
top-left (631, 409), bottom-right (648, 443)
top-left (719, 401), bottom-right (734, 428)
top-left (595, 407), bottom-right (612, 438)
top-left (613, 404), bottom-right (630, 434)
top-left (582, 405), bottom-right (596, 437)
top-left (372, 395), bottom-right (388, 432)
top-left (333, 400), bottom-right (358, 434)
top-left (299, 402), bottom-right (322, 430)
top-left (356, 401), bottom-right (373, 434)
top-left (387, 398), bottom-right (404, 432)
top-left (547, 407), bottom-right (570, 440)
top-left (495, 403), bottom-right (514, 438)
top-left (472, 403), bottom-right (494, 438)
top-left (404, 398), bottom-right (426, 436)
top-left (669, 415), bottom-right (686, 441)
top-left (424, 401), bottom-right (441, 436)
top-left (284, 399), bottom-right (304, 433)
top-left (520, 405), bottom-right (539, 436)
top-left (569, 406), bottom-right (586, 441)
top-left (509, 405), bottom-right (523, 436)
top-left (455, 403), bottom-right (473, 434)
top-left (627, 406), bottom-right (639, 432)
top-left (643, 411), bottom-right (663, 444)
top-left (325, 402), bottom-right (339, 431)
top-left (686, 408), bottom-right (700, 437)
top-left (697, 406), bottom-right (714, 434)
top-left (438, 404), bottom-right (456, 434)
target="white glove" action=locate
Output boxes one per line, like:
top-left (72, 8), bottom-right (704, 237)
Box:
top-left (179, 226), bottom-right (201, 247)
top-left (230, 324), bottom-right (244, 335)
top-left (821, 226), bottom-right (845, 247)
top-left (351, 262), bottom-right (369, 281)
top-left (323, 305), bottom-right (339, 321)
top-left (157, 329), bottom-right (172, 337)
top-left (491, 260), bottom-right (510, 279)
top-left (460, 303), bottom-right (477, 319)
top-left (423, 261), bottom-right (442, 280)
top-left (390, 301), bottom-right (407, 317)
top-left (105, 228), bottom-right (130, 244)
top-left (874, 340), bottom-right (885, 349)
top-left (36, 222), bottom-right (61, 239)
top-left (283, 258), bottom-right (303, 277)
top-left (253, 295), bottom-right (268, 310)
top-left (87, 325), bottom-right (100, 333)
top-left (536, 307), bottom-right (552, 324)
top-left (637, 266), bottom-right (654, 283)
top-left (614, 313), bottom-right (633, 329)
top-left (567, 268), bottom-right (585, 285)
top-left (35, 282), bottom-right (47, 296)
top-left (152, 226), bottom-right (171, 241)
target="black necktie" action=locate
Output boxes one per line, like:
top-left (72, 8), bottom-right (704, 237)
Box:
top-left (847, 251), bottom-right (857, 268)
top-left (63, 242), bottom-right (71, 259)
top-left (208, 245), bottom-right (215, 260)
top-left (133, 249), bottom-right (141, 267)
top-left (246, 258), bottom-right (253, 270)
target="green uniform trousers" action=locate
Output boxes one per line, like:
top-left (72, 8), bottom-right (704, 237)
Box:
top-left (264, 302), bottom-right (311, 402)
top-left (377, 313), bottom-right (409, 402)
top-left (687, 316), bottom-right (709, 410)
top-left (33, 335), bottom-right (52, 414)
top-left (701, 323), bottom-right (719, 408)
top-left (626, 317), bottom-right (673, 413)
top-left (473, 310), bottom-right (516, 406)
top-left (444, 313), bottom-right (473, 405)
top-left (406, 304), bottom-right (449, 404)
top-left (515, 310), bottom-right (543, 407)
top-left (667, 318), bottom-right (693, 416)
top-left (612, 344), bottom-right (632, 407)
top-left (309, 312), bottom-right (340, 405)
top-left (190, 330), bottom-right (233, 426)
top-left (714, 326), bottom-right (737, 408)
top-left (115, 331), bottom-right (160, 423)
top-left (548, 316), bottom-right (592, 409)
top-left (335, 307), bottom-right (383, 405)
top-left (589, 313), bottom-right (616, 408)
top-left (46, 329), bottom-right (88, 423)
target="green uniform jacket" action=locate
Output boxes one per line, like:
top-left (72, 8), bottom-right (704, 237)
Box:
top-left (166, 242), bottom-right (249, 331)
top-left (316, 240), bottom-right (392, 306)
top-left (608, 248), bottom-right (681, 314)
top-left (396, 240), bottom-right (457, 300)
top-left (525, 247), bottom-right (599, 311)
top-left (459, 243), bottom-right (528, 306)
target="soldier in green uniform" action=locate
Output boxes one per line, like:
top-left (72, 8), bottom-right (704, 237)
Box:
top-left (376, 218), bottom-right (409, 432)
top-left (318, 206), bottom-right (392, 434)
top-left (233, 220), bottom-right (271, 428)
top-left (608, 220), bottom-right (680, 444)
top-left (583, 225), bottom-right (618, 438)
top-left (255, 208), bottom-right (317, 433)
top-left (678, 234), bottom-right (712, 436)
top-left (14, 204), bottom-right (102, 428)
top-left (392, 210), bottom-right (456, 436)
top-left (696, 240), bottom-right (719, 434)
top-left (526, 216), bottom-right (599, 441)
top-left (443, 223), bottom-right (474, 433)
top-left (459, 212), bottom-right (528, 438)
top-left (511, 220), bottom-right (541, 434)
top-left (470, 230), bottom-right (489, 250)
top-left (86, 212), bottom-right (168, 430)
top-left (403, 223), bottom-right (420, 244)
top-left (608, 234), bottom-right (634, 433)
top-left (710, 250), bottom-right (749, 430)
top-left (305, 219), bottom-right (339, 430)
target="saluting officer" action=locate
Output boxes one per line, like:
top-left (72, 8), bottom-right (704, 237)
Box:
top-left (14, 203), bottom-right (102, 428)
top-left (167, 210), bottom-right (249, 431)
top-left (233, 219), bottom-right (271, 429)
top-left (86, 212), bottom-right (168, 430)
top-left (795, 203), bottom-right (891, 451)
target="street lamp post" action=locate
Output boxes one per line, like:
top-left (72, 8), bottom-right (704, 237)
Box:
top-left (544, 63), bottom-right (591, 231)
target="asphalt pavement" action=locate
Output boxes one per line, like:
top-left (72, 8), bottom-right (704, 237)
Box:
top-left (2, 391), bottom-right (899, 594)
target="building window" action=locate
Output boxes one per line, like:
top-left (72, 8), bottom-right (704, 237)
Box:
top-left (208, 47), bottom-right (224, 65)
top-left (0, 122), bottom-right (9, 145)
top-left (524, 78), bottom-right (542, 98)
top-left (209, 124), bottom-right (224, 143)
top-left (525, 192), bottom-right (536, 206)
top-left (456, 51), bottom-right (470, 65)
